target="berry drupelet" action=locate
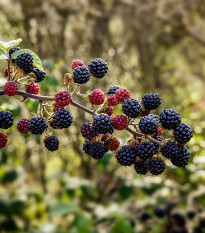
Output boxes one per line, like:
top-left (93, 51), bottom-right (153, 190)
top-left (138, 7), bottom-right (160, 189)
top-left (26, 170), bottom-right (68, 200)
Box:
top-left (17, 119), bottom-right (30, 134)
top-left (171, 146), bottom-right (190, 167)
top-left (116, 145), bottom-right (137, 166)
top-left (32, 68), bottom-right (46, 83)
top-left (160, 109), bottom-right (181, 130)
top-left (89, 89), bottom-right (105, 105)
top-left (161, 141), bottom-right (179, 159)
top-left (106, 85), bottom-right (120, 94)
top-left (73, 66), bottom-right (90, 84)
top-left (149, 158), bottom-right (165, 175)
top-left (0, 132), bottom-right (8, 148)
top-left (139, 114), bottom-right (158, 134)
top-left (15, 52), bottom-right (33, 73)
top-left (112, 115), bottom-right (128, 130)
top-left (137, 141), bottom-right (158, 160)
top-left (88, 58), bottom-right (108, 79)
top-left (134, 160), bottom-right (149, 175)
top-left (122, 98), bottom-right (142, 118)
top-left (0, 111), bottom-right (13, 129)
top-left (80, 122), bottom-right (99, 139)
top-left (51, 109), bottom-right (73, 129)
top-left (174, 123), bottom-right (193, 143)
top-left (93, 114), bottom-right (114, 134)
top-left (44, 136), bottom-right (59, 151)
top-left (27, 116), bottom-right (47, 135)
top-left (142, 93), bottom-right (161, 110)
top-left (90, 142), bottom-right (108, 159)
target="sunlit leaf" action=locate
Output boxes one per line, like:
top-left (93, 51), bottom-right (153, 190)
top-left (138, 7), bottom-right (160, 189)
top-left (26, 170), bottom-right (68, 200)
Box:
top-left (49, 203), bottom-right (79, 216)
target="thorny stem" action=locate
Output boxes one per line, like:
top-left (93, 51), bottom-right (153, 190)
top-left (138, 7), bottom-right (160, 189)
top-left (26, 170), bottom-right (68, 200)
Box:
top-left (0, 90), bottom-right (163, 146)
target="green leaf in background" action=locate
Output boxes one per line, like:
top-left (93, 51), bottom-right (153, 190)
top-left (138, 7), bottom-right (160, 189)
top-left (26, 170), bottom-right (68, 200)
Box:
top-left (49, 203), bottom-right (79, 217)
top-left (111, 219), bottom-right (135, 233)
top-left (1, 170), bottom-right (18, 184)
top-left (11, 49), bottom-right (43, 70)
top-left (71, 215), bottom-right (93, 233)
top-left (0, 38), bottom-right (22, 50)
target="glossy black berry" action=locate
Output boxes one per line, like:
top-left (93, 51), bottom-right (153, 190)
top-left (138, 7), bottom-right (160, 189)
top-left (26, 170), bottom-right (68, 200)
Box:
top-left (174, 123), bottom-right (193, 143)
top-left (137, 141), bottom-right (158, 160)
top-left (50, 109), bottom-right (73, 129)
top-left (15, 52), bottom-right (33, 73)
top-left (0, 111), bottom-right (13, 129)
top-left (171, 146), bottom-right (190, 167)
top-left (73, 66), bottom-right (90, 84)
top-left (154, 207), bottom-right (165, 218)
top-left (106, 85), bottom-right (120, 94)
top-left (83, 140), bottom-right (92, 155)
top-left (142, 93), bottom-right (161, 110)
top-left (134, 160), bottom-right (149, 175)
top-left (139, 114), bottom-right (158, 134)
top-left (93, 114), bottom-right (114, 134)
top-left (9, 47), bottom-right (21, 58)
top-left (44, 136), bottom-right (59, 151)
top-left (33, 68), bottom-right (46, 83)
top-left (161, 141), bottom-right (179, 159)
top-left (88, 58), bottom-right (108, 79)
top-left (149, 158), bottom-right (165, 175)
top-left (27, 116), bottom-right (47, 135)
top-left (160, 109), bottom-right (181, 130)
top-left (116, 145), bottom-right (137, 166)
top-left (90, 142), bottom-right (108, 159)
top-left (122, 98), bottom-right (142, 118)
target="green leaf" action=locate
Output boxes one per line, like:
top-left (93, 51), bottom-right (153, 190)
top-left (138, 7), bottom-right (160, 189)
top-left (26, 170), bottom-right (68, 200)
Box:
top-left (49, 203), bottom-right (79, 217)
top-left (5, 38), bottom-right (22, 49)
top-left (0, 41), bottom-right (7, 50)
top-left (0, 47), bottom-right (7, 54)
top-left (11, 49), bottom-right (43, 70)
top-left (111, 219), bottom-right (135, 233)
top-left (0, 53), bottom-right (8, 60)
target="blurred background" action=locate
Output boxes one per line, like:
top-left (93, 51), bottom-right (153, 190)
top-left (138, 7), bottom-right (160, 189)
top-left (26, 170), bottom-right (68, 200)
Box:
top-left (0, 0), bottom-right (205, 232)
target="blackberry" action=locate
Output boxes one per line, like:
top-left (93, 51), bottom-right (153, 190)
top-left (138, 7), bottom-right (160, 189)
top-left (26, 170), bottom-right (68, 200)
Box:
top-left (17, 119), bottom-right (30, 134)
top-left (112, 115), bottom-right (128, 130)
top-left (3, 81), bottom-right (18, 96)
top-left (83, 140), bottom-right (92, 155)
top-left (90, 142), bottom-right (108, 159)
top-left (9, 47), bottom-right (21, 58)
top-left (106, 85), bottom-right (120, 94)
top-left (51, 109), bottom-right (73, 129)
top-left (71, 60), bottom-right (84, 70)
top-left (44, 136), bottom-right (59, 151)
top-left (115, 87), bottom-right (131, 103)
top-left (187, 210), bottom-right (196, 220)
top-left (142, 93), bottom-right (161, 110)
top-left (88, 58), bottom-right (108, 79)
top-left (15, 52), bottom-right (33, 73)
top-left (73, 66), bottom-right (90, 84)
top-left (0, 111), bottom-right (13, 129)
top-left (89, 89), bottom-right (105, 105)
top-left (122, 98), bottom-right (142, 118)
top-left (140, 212), bottom-right (151, 221)
top-left (116, 145), bottom-right (137, 166)
top-left (27, 116), bottom-right (47, 135)
top-left (160, 109), bottom-right (181, 130)
top-left (33, 68), bottom-right (46, 83)
top-left (172, 213), bottom-right (186, 227)
top-left (161, 141), bottom-right (179, 159)
top-left (174, 123), bottom-right (193, 143)
top-left (149, 158), bottom-right (165, 175)
top-left (134, 160), bottom-right (149, 175)
top-left (26, 82), bottom-right (40, 94)
top-left (54, 91), bottom-right (71, 108)
top-left (171, 146), bottom-right (190, 167)
top-left (0, 132), bottom-right (8, 148)
top-left (93, 114), bottom-right (114, 134)
top-left (80, 122), bottom-right (99, 139)
top-left (107, 94), bottom-right (119, 106)
top-left (137, 141), bottom-right (158, 160)
top-left (139, 115), bottom-right (158, 134)
top-left (154, 207), bottom-right (165, 218)
top-left (105, 137), bottom-right (120, 151)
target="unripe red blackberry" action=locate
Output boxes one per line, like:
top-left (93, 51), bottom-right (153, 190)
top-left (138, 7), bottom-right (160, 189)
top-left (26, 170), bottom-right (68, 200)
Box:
top-left (156, 127), bottom-right (162, 136)
top-left (27, 116), bottom-right (47, 135)
top-left (139, 114), bottom-right (158, 135)
top-left (3, 81), bottom-right (18, 96)
top-left (54, 91), bottom-right (71, 108)
top-left (51, 109), bottom-right (73, 129)
top-left (71, 60), bottom-right (84, 70)
top-left (112, 115), bottom-right (128, 130)
top-left (89, 89), bottom-right (105, 105)
top-left (105, 137), bottom-right (120, 151)
top-left (160, 109), bottom-right (181, 130)
top-left (173, 123), bottom-right (193, 143)
top-left (142, 93), bottom-right (161, 110)
top-left (26, 82), bottom-right (40, 95)
top-left (17, 119), bottom-right (30, 134)
top-left (3, 67), bottom-right (13, 77)
top-left (107, 94), bottom-right (119, 106)
top-left (101, 134), bottom-right (109, 141)
top-left (15, 52), bottom-right (33, 73)
top-left (80, 122), bottom-right (99, 139)
top-left (149, 158), bottom-right (165, 175)
top-left (107, 106), bottom-right (114, 116)
top-left (0, 132), bottom-right (8, 148)
top-left (122, 98), bottom-right (142, 118)
top-left (90, 142), bottom-right (108, 159)
top-left (93, 114), bottom-right (114, 134)
top-left (134, 160), bottom-right (149, 175)
top-left (137, 141), bottom-right (158, 160)
top-left (116, 145), bottom-right (137, 166)
top-left (73, 66), bottom-right (90, 84)
top-left (115, 87), bottom-right (131, 103)
top-left (140, 109), bottom-right (151, 117)
top-left (88, 58), bottom-right (108, 79)
top-left (0, 111), bottom-right (13, 129)
top-left (44, 136), bottom-right (59, 151)
top-left (33, 68), bottom-right (46, 83)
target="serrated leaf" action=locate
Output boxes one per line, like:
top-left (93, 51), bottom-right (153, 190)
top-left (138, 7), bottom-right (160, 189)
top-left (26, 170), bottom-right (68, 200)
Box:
top-left (11, 49), bottom-right (43, 70)
top-left (49, 203), bottom-right (79, 217)
top-left (4, 38), bottom-right (22, 49)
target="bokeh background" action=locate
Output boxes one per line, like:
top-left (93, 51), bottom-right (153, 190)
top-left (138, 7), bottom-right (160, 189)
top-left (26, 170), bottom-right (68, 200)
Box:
top-left (0, 0), bottom-right (205, 232)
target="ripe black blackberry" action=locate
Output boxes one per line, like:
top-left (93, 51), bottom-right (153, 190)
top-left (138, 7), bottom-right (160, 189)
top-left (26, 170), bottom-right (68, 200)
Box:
top-left (32, 68), bottom-right (46, 83)
top-left (122, 98), bottom-right (142, 118)
top-left (160, 109), bottom-right (181, 130)
top-left (187, 210), bottom-right (196, 220)
top-left (9, 47), bottom-right (21, 58)
top-left (140, 212), bottom-right (151, 221)
top-left (116, 145), bottom-right (137, 166)
top-left (81, 122), bottom-right (99, 139)
top-left (83, 140), bottom-right (92, 155)
top-left (171, 146), bottom-right (190, 167)
top-left (172, 213), bottom-right (186, 227)
top-left (27, 116), bottom-right (47, 135)
top-left (0, 111), bottom-right (13, 129)
top-left (73, 66), bottom-right (90, 84)
top-left (134, 160), bottom-right (149, 175)
top-left (142, 93), bottom-right (161, 110)
top-left (149, 158), bottom-right (165, 175)
top-left (137, 141), bottom-right (158, 160)
top-left (93, 114), bottom-right (114, 134)
top-left (50, 109), bottom-right (73, 129)
top-left (106, 85), bottom-right (120, 94)
top-left (161, 141), bottom-right (179, 159)
top-left (44, 136), bottom-right (59, 151)
top-left (154, 207), bottom-right (165, 218)
top-left (15, 52), bottom-right (33, 73)
top-left (88, 58), bottom-right (108, 79)
top-left (139, 114), bottom-right (158, 134)
top-left (174, 123), bottom-right (193, 143)
top-left (90, 142), bottom-right (108, 159)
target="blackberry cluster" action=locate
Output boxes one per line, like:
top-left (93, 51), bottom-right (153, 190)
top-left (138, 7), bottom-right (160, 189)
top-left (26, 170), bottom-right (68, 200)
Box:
top-left (9, 47), bottom-right (21, 58)
top-left (106, 85), bottom-right (120, 94)
top-left (44, 136), bottom-right (59, 151)
top-left (0, 111), bottom-right (13, 129)
top-left (51, 109), bottom-right (73, 129)
top-left (137, 141), bottom-right (158, 160)
top-left (81, 122), bottom-right (99, 139)
top-left (116, 145), bottom-right (137, 166)
top-left (174, 123), bottom-right (193, 143)
top-left (15, 52), bottom-right (33, 73)
top-left (27, 116), bottom-right (47, 135)
top-left (160, 109), bottom-right (181, 130)
top-left (32, 68), bottom-right (46, 83)
top-left (134, 160), bottom-right (149, 175)
top-left (139, 114), bottom-right (158, 134)
top-left (122, 98), bottom-right (142, 118)
top-left (73, 66), bottom-right (90, 84)
top-left (93, 114), bottom-right (113, 134)
top-left (88, 58), bottom-right (108, 79)
top-left (142, 93), bottom-right (161, 110)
